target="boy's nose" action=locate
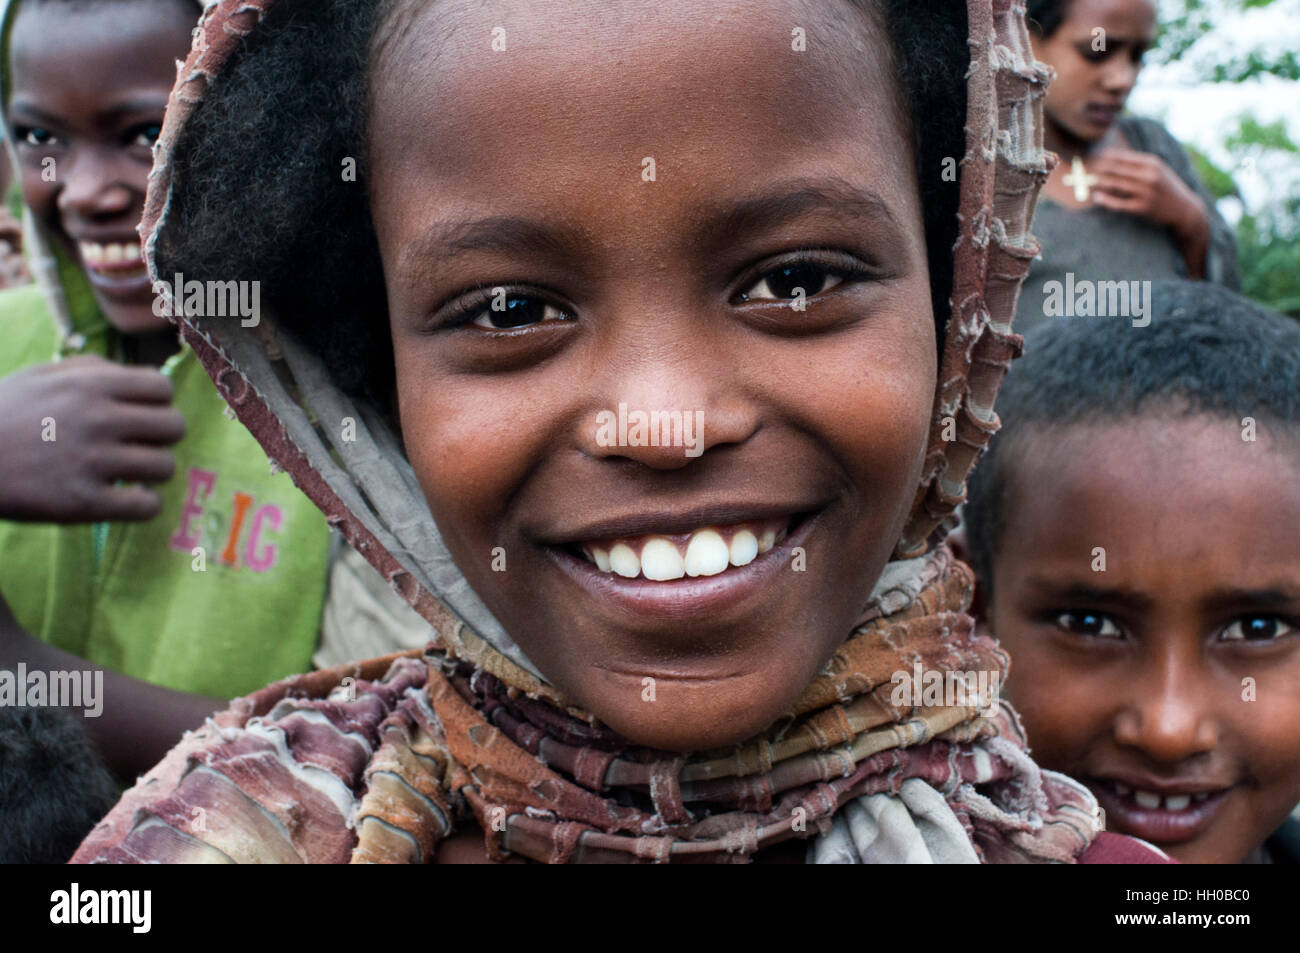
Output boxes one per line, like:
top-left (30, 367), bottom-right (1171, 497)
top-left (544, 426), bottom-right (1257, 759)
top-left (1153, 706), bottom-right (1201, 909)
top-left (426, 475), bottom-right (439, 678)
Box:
top-left (55, 148), bottom-right (138, 221)
top-left (1112, 666), bottom-right (1218, 764)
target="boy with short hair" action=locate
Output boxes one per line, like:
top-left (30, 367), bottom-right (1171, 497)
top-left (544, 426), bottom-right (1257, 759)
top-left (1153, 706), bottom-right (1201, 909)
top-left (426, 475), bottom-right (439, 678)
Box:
top-left (964, 279), bottom-right (1300, 863)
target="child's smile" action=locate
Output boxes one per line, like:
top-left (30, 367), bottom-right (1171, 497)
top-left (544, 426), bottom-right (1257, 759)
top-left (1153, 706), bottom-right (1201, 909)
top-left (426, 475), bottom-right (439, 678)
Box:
top-left (989, 416), bottom-right (1300, 863)
top-left (367, 0), bottom-right (937, 750)
top-left (7, 0), bottom-right (195, 338)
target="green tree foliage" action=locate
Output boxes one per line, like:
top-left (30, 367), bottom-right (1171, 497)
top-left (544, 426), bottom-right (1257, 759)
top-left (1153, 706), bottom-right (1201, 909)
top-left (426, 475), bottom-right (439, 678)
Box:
top-left (1155, 0), bottom-right (1300, 316)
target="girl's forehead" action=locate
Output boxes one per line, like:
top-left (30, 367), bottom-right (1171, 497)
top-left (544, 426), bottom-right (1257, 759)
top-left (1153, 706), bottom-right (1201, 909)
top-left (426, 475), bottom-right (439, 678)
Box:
top-left (10, 0), bottom-right (192, 96)
top-left (369, 0), bottom-right (899, 143)
top-left (366, 0), bottom-right (913, 213)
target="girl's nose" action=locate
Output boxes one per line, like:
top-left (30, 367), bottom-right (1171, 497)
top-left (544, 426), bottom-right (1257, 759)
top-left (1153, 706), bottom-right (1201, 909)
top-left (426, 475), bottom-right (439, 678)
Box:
top-left (55, 147), bottom-right (138, 221)
top-left (579, 340), bottom-right (760, 470)
top-left (1101, 56), bottom-right (1140, 98)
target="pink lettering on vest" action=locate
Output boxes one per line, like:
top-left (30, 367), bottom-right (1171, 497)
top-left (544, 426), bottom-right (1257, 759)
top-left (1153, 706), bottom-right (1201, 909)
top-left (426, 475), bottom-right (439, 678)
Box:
top-left (169, 467), bottom-right (217, 552)
top-left (244, 503), bottom-right (284, 573)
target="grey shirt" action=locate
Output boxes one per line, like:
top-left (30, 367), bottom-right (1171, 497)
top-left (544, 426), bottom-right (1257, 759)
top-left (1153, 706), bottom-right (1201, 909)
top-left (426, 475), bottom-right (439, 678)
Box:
top-left (1015, 116), bottom-right (1240, 336)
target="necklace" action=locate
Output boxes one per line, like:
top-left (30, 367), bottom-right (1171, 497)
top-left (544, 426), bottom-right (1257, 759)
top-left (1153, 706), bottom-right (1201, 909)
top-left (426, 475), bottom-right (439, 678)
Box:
top-left (1062, 155), bottom-right (1100, 203)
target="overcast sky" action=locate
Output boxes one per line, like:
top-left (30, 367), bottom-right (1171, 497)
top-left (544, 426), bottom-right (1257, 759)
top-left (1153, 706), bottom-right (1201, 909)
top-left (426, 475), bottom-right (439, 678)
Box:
top-left (1128, 0), bottom-right (1300, 219)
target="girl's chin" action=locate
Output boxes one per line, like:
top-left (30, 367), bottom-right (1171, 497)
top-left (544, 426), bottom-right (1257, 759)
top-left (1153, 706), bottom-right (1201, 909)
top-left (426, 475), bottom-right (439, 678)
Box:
top-left (103, 310), bottom-right (176, 337)
top-left (576, 668), bottom-right (807, 752)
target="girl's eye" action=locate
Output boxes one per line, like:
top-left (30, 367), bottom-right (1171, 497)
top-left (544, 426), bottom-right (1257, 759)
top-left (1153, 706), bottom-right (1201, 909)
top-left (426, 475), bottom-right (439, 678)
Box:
top-left (737, 260), bottom-right (853, 303)
top-left (1054, 610), bottom-right (1123, 639)
top-left (463, 292), bottom-right (571, 331)
top-left (131, 123), bottom-right (163, 148)
top-left (17, 126), bottom-right (57, 148)
top-left (1220, 616), bottom-right (1297, 643)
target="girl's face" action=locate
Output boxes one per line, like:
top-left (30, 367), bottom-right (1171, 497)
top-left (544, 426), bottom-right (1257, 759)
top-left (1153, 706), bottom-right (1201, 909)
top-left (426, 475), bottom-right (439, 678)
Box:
top-left (7, 0), bottom-right (195, 336)
top-left (369, 0), bottom-right (936, 751)
top-left (1031, 0), bottom-right (1156, 144)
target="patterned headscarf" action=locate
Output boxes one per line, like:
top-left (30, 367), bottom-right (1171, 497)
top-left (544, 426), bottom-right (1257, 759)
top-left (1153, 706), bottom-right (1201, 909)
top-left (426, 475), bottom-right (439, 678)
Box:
top-left (74, 0), bottom-right (1102, 864)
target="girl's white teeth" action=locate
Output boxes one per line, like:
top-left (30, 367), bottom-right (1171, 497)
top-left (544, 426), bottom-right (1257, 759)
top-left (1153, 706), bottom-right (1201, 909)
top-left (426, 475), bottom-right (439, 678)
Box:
top-left (581, 521), bottom-right (789, 580)
top-left (640, 538), bottom-right (685, 581)
top-left (729, 529), bottom-right (758, 567)
top-left (609, 543), bottom-right (640, 579)
top-left (79, 241), bottom-right (142, 268)
top-left (1163, 794), bottom-right (1191, 811)
top-left (683, 529), bottom-right (729, 577)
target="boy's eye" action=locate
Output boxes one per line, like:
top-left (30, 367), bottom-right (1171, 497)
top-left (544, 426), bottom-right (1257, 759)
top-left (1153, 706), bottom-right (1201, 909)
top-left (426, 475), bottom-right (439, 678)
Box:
top-left (1054, 610), bottom-right (1123, 639)
top-left (1220, 616), bottom-right (1297, 643)
top-left (736, 257), bottom-right (860, 304)
top-left (464, 292), bottom-right (571, 331)
top-left (131, 123), bottom-right (163, 149)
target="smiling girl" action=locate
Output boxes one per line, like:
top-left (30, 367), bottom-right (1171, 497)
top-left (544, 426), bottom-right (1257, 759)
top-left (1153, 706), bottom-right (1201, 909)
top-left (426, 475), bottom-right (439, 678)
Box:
top-left (0, 0), bottom-right (331, 778)
top-left (74, 0), bottom-right (1163, 863)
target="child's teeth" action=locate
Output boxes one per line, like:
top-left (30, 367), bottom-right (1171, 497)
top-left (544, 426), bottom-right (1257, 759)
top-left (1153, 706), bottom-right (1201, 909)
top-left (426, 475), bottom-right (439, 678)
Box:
top-left (729, 529), bottom-right (758, 567)
top-left (1113, 782), bottom-right (1131, 797)
top-left (1164, 794), bottom-right (1191, 811)
top-left (106, 243), bottom-right (123, 263)
top-left (1134, 790), bottom-right (1162, 809)
top-left (609, 543), bottom-right (640, 578)
top-left (1192, 791), bottom-right (1210, 803)
top-left (579, 518), bottom-right (792, 579)
top-left (640, 538), bottom-right (685, 581)
top-left (684, 529), bottom-right (729, 577)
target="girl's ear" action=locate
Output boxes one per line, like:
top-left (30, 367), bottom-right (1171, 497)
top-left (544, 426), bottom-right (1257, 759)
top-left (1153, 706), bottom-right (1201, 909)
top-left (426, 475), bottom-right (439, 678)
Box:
top-left (947, 523), bottom-right (989, 625)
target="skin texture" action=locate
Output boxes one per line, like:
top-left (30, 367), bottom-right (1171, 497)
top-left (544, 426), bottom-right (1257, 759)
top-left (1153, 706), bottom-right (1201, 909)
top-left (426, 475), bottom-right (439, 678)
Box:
top-left (1031, 0), bottom-right (1210, 276)
top-left (7, 0), bottom-right (194, 350)
top-left (988, 417), bottom-right (1300, 864)
top-left (369, 0), bottom-right (936, 753)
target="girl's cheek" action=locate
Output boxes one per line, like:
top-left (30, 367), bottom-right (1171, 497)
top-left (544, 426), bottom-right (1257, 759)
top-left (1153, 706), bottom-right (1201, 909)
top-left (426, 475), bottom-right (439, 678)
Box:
top-left (18, 163), bottom-right (56, 220)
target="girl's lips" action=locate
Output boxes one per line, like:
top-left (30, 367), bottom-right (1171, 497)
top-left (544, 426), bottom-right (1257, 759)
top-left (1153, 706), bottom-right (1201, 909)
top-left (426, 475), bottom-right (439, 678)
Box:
top-left (545, 508), bottom-right (823, 623)
top-left (1090, 778), bottom-right (1231, 845)
top-left (1083, 103), bottom-right (1121, 127)
top-left (71, 239), bottom-right (154, 301)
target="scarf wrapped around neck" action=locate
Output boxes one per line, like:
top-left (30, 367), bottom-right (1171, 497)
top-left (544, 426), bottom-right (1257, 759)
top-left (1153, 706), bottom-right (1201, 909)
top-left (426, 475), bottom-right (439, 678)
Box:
top-left (73, 544), bottom-right (1099, 864)
top-left (72, 0), bottom-right (1104, 863)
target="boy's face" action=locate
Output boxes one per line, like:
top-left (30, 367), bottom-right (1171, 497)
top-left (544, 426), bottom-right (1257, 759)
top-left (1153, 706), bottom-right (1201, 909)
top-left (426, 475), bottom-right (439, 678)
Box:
top-left (369, 0), bottom-right (936, 751)
top-left (1030, 0), bottom-right (1156, 143)
top-left (7, 0), bottom-right (194, 336)
top-left (989, 416), bottom-right (1300, 863)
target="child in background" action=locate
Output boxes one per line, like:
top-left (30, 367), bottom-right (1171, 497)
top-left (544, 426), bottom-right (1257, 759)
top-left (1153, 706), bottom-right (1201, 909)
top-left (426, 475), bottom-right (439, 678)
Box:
top-left (964, 280), bottom-right (1300, 863)
top-left (0, 0), bottom-right (332, 777)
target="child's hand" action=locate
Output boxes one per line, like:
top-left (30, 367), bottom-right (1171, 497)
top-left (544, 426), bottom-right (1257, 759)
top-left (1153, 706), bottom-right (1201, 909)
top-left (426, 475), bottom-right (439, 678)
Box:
top-left (0, 356), bottom-right (185, 523)
top-left (1089, 148), bottom-right (1212, 277)
top-left (1089, 149), bottom-right (1209, 239)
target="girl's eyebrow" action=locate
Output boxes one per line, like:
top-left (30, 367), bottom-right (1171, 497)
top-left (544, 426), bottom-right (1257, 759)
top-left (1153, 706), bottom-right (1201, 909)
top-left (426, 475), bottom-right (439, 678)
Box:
top-left (398, 176), bottom-right (903, 284)
top-left (8, 96), bottom-right (169, 127)
top-left (702, 177), bottom-right (901, 248)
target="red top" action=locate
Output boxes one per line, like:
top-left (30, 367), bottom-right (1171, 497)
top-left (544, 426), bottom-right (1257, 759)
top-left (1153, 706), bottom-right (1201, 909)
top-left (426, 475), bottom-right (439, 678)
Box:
top-left (1079, 831), bottom-right (1177, 864)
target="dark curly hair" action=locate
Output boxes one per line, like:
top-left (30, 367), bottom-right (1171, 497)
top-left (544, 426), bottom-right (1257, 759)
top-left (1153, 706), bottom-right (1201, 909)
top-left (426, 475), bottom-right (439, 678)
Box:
top-left (1024, 0), bottom-right (1074, 37)
top-left (964, 280), bottom-right (1300, 598)
top-left (158, 0), bottom-right (969, 414)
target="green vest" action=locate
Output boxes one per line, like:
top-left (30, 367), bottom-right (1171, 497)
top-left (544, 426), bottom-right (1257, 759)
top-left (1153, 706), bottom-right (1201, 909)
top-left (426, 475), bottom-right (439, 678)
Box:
top-left (0, 283), bottom-right (331, 699)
